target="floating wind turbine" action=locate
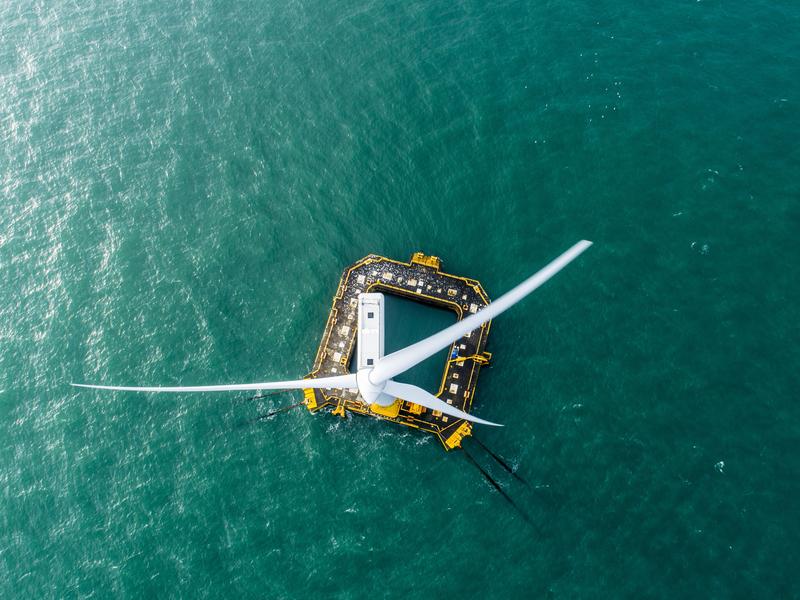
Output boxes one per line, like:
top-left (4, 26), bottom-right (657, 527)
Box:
top-left (73, 241), bottom-right (592, 427)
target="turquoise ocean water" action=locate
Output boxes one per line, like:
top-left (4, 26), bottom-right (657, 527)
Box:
top-left (2, 1), bottom-right (799, 597)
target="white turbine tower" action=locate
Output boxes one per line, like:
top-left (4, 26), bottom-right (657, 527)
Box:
top-left (73, 241), bottom-right (592, 426)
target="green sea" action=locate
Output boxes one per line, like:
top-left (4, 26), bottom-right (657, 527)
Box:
top-left (2, 0), bottom-right (799, 597)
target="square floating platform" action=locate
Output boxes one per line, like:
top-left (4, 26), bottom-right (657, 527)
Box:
top-left (303, 253), bottom-right (493, 450)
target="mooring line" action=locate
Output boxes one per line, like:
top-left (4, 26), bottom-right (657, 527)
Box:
top-left (237, 400), bottom-right (306, 428)
top-left (462, 446), bottom-right (538, 530)
top-left (472, 437), bottom-right (528, 486)
top-left (258, 400), bottom-right (306, 420)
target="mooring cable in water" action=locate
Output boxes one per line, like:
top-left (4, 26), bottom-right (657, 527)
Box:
top-left (237, 399), bottom-right (306, 428)
top-left (257, 400), bottom-right (306, 420)
top-left (462, 446), bottom-right (538, 530)
top-left (472, 437), bottom-right (528, 486)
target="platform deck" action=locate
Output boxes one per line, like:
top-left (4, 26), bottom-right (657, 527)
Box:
top-left (303, 253), bottom-right (493, 450)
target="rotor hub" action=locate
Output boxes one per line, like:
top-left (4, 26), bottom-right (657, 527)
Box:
top-left (356, 368), bottom-right (387, 405)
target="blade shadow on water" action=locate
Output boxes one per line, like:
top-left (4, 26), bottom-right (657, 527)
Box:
top-left (472, 436), bottom-right (528, 485)
top-left (462, 445), bottom-right (543, 534)
top-left (464, 437), bottom-right (560, 509)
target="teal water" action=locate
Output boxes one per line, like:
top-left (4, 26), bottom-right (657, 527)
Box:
top-left (2, 0), bottom-right (799, 597)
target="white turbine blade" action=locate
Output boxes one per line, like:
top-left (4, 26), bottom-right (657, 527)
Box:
top-left (71, 373), bottom-right (358, 393)
top-left (384, 380), bottom-right (502, 427)
top-left (370, 240), bottom-right (592, 384)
